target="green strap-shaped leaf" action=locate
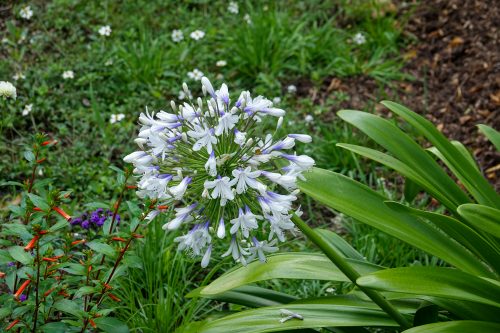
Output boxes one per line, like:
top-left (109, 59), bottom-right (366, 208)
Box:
top-left (315, 229), bottom-right (366, 261)
top-left (402, 320), bottom-right (500, 333)
top-left (357, 267), bottom-right (500, 308)
top-left (188, 285), bottom-right (297, 308)
top-left (337, 143), bottom-right (458, 210)
top-left (458, 204), bottom-right (500, 238)
top-left (298, 168), bottom-right (492, 277)
top-left (181, 301), bottom-right (400, 333)
top-left (385, 202), bottom-right (500, 277)
top-left (199, 252), bottom-right (382, 296)
top-left (428, 141), bottom-right (480, 172)
top-left (337, 109), bottom-right (471, 211)
top-left (478, 125), bottom-right (500, 151)
top-left (381, 101), bottom-right (500, 208)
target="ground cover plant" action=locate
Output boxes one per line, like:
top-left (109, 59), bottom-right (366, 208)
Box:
top-left (2, 1), bottom-right (499, 332)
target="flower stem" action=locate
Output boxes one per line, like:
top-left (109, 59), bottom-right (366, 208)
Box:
top-left (291, 215), bottom-right (411, 329)
top-left (32, 238), bottom-right (42, 332)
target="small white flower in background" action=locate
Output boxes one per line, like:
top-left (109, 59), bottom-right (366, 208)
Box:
top-left (2, 37), bottom-right (9, 44)
top-left (62, 70), bottom-right (74, 80)
top-left (105, 59), bottom-right (113, 66)
top-left (124, 77), bottom-right (314, 267)
top-left (19, 6), bottom-right (33, 20)
top-left (0, 81), bottom-right (17, 100)
top-left (243, 13), bottom-right (252, 24)
top-left (98, 25), bottom-right (112, 37)
top-left (287, 85), bottom-right (297, 94)
top-left (187, 68), bottom-right (204, 81)
top-left (353, 32), bottom-right (366, 45)
top-left (171, 29), bottom-right (184, 42)
top-left (190, 30), bottom-right (205, 41)
top-left (272, 97), bottom-right (281, 104)
top-left (110, 113), bottom-right (125, 124)
top-left (304, 114), bottom-right (314, 123)
top-left (228, 1), bottom-right (239, 14)
top-left (13, 72), bottom-right (26, 81)
top-left (325, 287), bottom-right (336, 294)
top-left (216, 60), bottom-right (227, 67)
top-left (38, 168), bottom-right (43, 176)
top-left (22, 104), bottom-right (33, 116)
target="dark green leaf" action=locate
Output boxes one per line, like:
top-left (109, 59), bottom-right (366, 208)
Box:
top-left (94, 317), bottom-right (130, 333)
top-left (403, 320), bottom-right (500, 333)
top-left (27, 193), bottom-right (50, 211)
top-left (86, 241), bottom-right (116, 257)
top-left (8, 246), bottom-right (33, 265)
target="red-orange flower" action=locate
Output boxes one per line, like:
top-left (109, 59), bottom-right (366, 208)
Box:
top-left (14, 280), bottom-right (31, 299)
top-left (111, 237), bottom-right (127, 242)
top-left (108, 293), bottom-right (121, 302)
top-left (24, 235), bottom-right (40, 251)
top-left (71, 239), bottom-right (86, 246)
top-left (53, 207), bottom-right (71, 221)
top-left (6, 319), bottom-right (20, 330)
top-left (41, 140), bottom-right (58, 146)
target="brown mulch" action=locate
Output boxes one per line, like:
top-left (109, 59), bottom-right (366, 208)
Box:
top-left (302, 0), bottom-right (499, 188)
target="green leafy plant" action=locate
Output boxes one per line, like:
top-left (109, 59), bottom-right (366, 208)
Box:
top-left (180, 102), bottom-right (500, 333)
top-left (0, 134), bottom-right (155, 332)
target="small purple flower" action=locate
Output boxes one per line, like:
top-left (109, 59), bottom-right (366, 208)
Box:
top-left (96, 217), bottom-right (106, 226)
top-left (7, 262), bottom-right (15, 267)
top-left (70, 217), bottom-right (82, 226)
top-left (90, 212), bottom-right (100, 223)
top-left (81, 220), bottom-right (90, 229)
top-left (19, 294), bottom-right (27, 302)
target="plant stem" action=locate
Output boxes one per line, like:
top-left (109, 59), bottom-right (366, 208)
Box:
top-left (32, 238), bottom-right (41, 332)
top-left (291, 215), bottom-right (411, 329)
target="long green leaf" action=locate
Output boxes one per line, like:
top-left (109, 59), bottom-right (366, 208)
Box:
top-left (381, 101), bottom-right (500, 208)
top-left (337, 109), bottom-right (470, 211)
top-left (357, 267), bottom-right (500, 307)
top-left (402, 320), bottom-right (500, 333)
top-left (337, 143), bottom-right (457, 210)
top-left (181, 301), bottom-right (400, 333)
top-left (299, 168), bottom-right (492, 277)
top-left (188, 285), bottom-right (297, 308)
top-left (458, 204), bottom-right (500, 238)
top-left (478, 125), bottom-right (500, 151)
top-left (385, 201), bottom-right (500, 277)
top-left (199, 252), bottom-right (382, 296)
top-left (315, 229), bottom-right (366, 261)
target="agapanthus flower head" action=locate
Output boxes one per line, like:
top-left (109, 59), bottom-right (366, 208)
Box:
top-left (124, 77), bottom-right (314, 266)
top-left (0, 81), bottom-right (17, 100)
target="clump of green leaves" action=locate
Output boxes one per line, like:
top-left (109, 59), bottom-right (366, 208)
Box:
top-left (0, 134), bottom-right (152, 332)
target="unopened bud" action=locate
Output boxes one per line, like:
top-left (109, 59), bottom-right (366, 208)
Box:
top-left (170, 100), bottom-right (177, 112)
top-left (245, 138), bottom-right (254, 147)
top-left (197, 97), bottom-right (203, 109)
top-left (277, 117), bottom-right (283, 130)
top-left (182, 82), bottom-right (189, 94)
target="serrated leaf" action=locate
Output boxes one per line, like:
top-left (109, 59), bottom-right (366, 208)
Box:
top-left (27, 193), bottom-right (50, 211)
top-left (74, 286), bottom-right (98, 299)
top-left (8, 246), bottom-right (33, 265)
top-left (86, 241), bottom-right (116, 257)
top-left (53, 299), bottom-right (84, 319)
top-left (94, 317), bottom-right (130, 333)
top-left (24, 150), bottom-right (35, 162)
top-left (39, 322), bottom-right (69, 333)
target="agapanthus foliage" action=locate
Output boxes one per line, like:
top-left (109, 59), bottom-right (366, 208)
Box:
top-left (124, 77), bottom-right (314, 267)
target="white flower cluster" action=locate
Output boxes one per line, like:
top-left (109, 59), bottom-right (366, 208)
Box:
top-left (0, 81), bottom-right (17, 100)
top-left (62, 70), bottom-right (74, 80)
top-left (98, 25), bottom-right (112, 37)
top-left (124, 77), bottom-right (314, 267)
top-left (19, 6), bottom-right (33, 20)
top-left (353, 32), bottom-right (366, 45)
top-left (110, 113), bottom-right (125, 124)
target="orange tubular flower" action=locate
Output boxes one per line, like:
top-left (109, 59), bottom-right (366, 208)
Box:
top-left (24, 235), bottom-right (40, 251)
top-left (38, 230), bottom-right (49, 235)
top-left (126, 185), bottom-right (137, 189)
top-left (42, 257), bottom-right (58, 263)
top-left (71, 239), bottom-right (86, 246)
top-left (14, 280), bottom-right (31, 299)
top-left (6, 319), bottom-right (20, 330)
top-left (108, 293), bottom-right (121, 302)
top-left (53, 207), bottom-right (71, 221)
top-left (41, 140), bottom-right (58, 146)
top-left (44, 288), bottom-right (55, 297)
top-left (36, 157), bottom-right (46, 164)
top-left (89, 319), bottom-right (97, 328)
top-left (33, 207), bottom-right (43, 212)
top-left (157, 205), bottom-right (169, 210)
top-left (132, 233), bottom-right (144, 239)
top-left (103, 283), bottom-right (113, 290)
top-left (111, 237), bottom-right (127, 242)
top-left (0, 271), bottom-right (6, 278)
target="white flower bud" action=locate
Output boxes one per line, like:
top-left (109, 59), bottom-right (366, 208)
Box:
top-left (182, 82), bottom-right (189, 94)
top-left (245, 138), bottom-right (254, 147)
top-left (170, 100), bottom-right (177, 112)
top-left (197, 97), bottom-right (203, 109)
top-left (277, 117), bottom-right (283, 130)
